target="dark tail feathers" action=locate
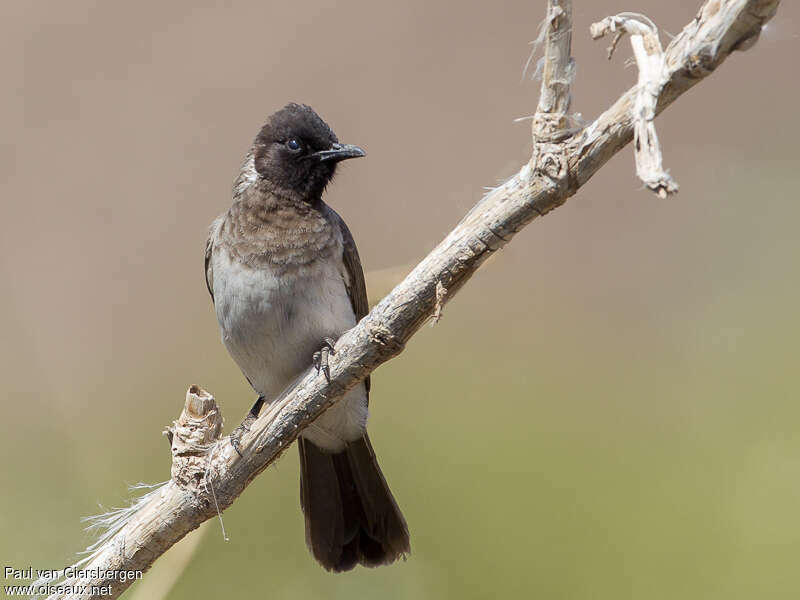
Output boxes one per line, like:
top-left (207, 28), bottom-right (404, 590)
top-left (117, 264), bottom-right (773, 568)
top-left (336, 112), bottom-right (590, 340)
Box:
top-left (298, 434), bottom-right (410, 572)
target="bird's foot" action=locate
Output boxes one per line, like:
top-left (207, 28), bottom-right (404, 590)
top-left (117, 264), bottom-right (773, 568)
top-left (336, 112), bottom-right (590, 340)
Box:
top-left (229, 395), bottom-right (266, 457)
top-left (312, 337), bottom-right (337, 382)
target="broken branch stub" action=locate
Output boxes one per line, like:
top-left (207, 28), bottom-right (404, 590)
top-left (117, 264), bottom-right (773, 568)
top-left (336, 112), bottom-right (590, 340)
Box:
top-left (167, 385), bottom-right (224, 488)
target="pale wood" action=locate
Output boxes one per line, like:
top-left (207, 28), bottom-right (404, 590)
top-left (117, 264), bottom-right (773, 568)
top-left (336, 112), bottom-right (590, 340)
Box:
top-left (591, 12), bottom-right (679, 197)
top-left (41, 1), bottom-right (780, 598)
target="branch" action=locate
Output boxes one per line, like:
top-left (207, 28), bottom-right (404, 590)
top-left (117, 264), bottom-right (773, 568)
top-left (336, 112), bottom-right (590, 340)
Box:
top-left (41, 1), bottom-right (779, 598)
top-left (591, 12), bottom-right (679, 197)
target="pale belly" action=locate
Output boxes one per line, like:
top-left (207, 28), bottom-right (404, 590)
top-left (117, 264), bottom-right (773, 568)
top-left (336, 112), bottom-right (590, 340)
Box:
top-left (211, 248), bottom-right (368, 450)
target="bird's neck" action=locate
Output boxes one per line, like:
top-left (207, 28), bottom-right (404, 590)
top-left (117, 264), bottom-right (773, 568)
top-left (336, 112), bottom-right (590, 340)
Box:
top-left (223, 183), bottom-right (337, 270)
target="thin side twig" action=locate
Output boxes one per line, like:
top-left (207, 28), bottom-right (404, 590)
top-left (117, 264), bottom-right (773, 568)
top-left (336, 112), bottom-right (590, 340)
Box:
top-left (591, 13), bottom-right (679, 197)
top-left (534, 0), bottom-right (574, 140)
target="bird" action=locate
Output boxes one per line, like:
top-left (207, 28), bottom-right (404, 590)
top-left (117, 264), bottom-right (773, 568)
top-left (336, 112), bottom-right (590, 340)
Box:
top-left (204, 103), bottom-right (409, 572)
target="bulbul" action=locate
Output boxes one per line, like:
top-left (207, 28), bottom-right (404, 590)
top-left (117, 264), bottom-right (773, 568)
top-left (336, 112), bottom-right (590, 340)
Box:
top-left (204, 103), bottom-right (409, 572)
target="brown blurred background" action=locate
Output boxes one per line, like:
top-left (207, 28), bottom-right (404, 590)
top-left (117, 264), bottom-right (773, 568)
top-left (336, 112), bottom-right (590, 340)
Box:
top-left (2, 1), bottom-right (799, 598)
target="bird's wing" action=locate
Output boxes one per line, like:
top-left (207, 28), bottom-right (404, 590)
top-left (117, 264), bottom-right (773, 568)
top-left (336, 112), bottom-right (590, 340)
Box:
top-left (334, 215), bottom-right (369, 321)
top-left (325, 206), bottom-right (371, 393)
top-left (204, 214), bottom-right (225, 304)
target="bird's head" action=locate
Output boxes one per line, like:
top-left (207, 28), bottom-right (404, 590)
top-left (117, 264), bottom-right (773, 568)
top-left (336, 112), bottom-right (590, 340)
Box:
top-left (252, 103), bottom-right (365, 202)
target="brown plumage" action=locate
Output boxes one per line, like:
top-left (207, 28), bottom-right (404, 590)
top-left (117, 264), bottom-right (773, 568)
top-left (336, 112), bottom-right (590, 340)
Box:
top-left (205, 103), bottom-right (409, 572)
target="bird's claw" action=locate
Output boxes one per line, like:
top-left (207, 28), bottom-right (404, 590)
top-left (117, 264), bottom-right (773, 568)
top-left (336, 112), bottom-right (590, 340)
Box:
top-left (229, 430), bottom-right (245, 458)
top-left (312, 337), bottom-right (337, 382)
top-left (229, 396), bottom-right (266, 458)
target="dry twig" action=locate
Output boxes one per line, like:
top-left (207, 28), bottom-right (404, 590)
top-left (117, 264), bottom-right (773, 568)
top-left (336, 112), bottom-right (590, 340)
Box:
top-left (591, 13), bottom-right (679, 197)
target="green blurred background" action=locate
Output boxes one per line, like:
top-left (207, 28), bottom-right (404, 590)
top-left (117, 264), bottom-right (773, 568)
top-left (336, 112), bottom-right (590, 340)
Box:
top-left (2, 1), bottom-right (799, 598)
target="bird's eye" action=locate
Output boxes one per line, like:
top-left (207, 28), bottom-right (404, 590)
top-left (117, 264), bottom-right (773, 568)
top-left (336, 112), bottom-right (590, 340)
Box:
top-left (286, 139), bottom-right (302, 152)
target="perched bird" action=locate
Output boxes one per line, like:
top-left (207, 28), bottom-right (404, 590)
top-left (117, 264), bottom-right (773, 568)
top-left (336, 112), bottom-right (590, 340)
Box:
top-left (204, 103), bottom-right (409, 572)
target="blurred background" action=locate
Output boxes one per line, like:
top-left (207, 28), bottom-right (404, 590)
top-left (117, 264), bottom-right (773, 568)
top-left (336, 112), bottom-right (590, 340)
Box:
top-left (2, 1), bottom-right (799, 598)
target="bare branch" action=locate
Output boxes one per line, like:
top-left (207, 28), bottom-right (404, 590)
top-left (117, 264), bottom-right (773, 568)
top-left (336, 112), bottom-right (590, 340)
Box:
top-left (592, 13), bottom-right (679, 197)
top-left (42, 1), bottom-right (780, 598)
top-left (531, 0), bottom-right (574, 204)
top-left (534, 0), bottom-right (574, 138)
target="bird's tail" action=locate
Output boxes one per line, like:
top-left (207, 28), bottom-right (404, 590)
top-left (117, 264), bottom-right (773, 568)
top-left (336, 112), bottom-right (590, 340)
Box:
top-left (298, 434), bottom-right (410, 572)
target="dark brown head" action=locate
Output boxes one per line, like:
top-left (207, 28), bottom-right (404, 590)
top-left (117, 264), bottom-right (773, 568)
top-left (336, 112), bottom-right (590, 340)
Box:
top-left (252, 103), bottom-right (365, 202)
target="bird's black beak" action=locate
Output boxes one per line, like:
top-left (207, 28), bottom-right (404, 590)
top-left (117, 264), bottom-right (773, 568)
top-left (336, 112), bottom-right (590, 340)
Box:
top-left (312, 143), bottom-right (366, 163)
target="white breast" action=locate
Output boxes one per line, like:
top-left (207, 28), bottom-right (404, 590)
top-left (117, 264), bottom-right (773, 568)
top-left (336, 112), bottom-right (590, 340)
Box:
top-left (211, 246), bottom-right (367, 450)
